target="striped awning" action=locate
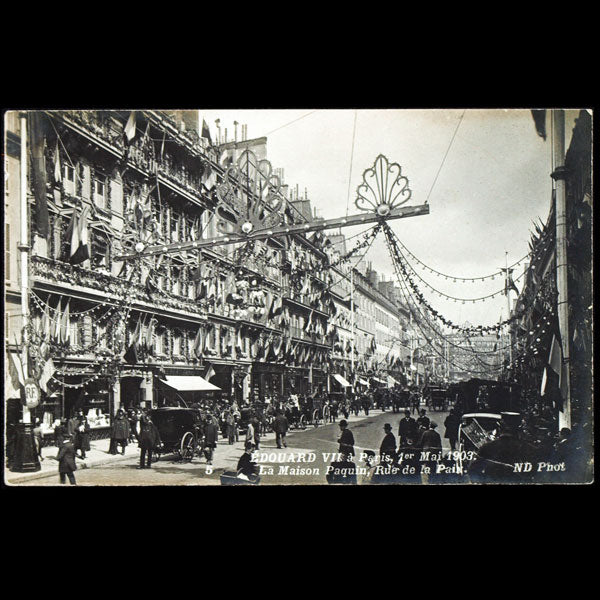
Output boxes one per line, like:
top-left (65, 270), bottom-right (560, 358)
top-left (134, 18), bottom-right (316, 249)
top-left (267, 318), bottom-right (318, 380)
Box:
top-left (333, 374), bottom-right (351, 387)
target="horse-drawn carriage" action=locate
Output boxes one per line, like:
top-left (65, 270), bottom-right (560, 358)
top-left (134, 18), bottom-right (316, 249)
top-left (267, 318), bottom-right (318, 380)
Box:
top-left (427, 386), bottom-right (449, 411)
top-left (148, 407), bottom-right (204, 462)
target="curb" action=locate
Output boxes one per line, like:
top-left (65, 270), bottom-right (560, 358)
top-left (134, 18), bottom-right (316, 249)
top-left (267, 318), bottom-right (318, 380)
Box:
top-left (5, 451), bottom-right (135, 485)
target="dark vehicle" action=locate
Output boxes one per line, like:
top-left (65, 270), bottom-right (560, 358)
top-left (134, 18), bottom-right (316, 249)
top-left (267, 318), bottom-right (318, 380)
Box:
top-left (427, 386), bottom-right (449, 411)
top-left (453, 378), bottom-right (522, 415)
top-left (148, 407), bottom-right (203, 462)
top-left (456, 412), bottom-right (502, 473)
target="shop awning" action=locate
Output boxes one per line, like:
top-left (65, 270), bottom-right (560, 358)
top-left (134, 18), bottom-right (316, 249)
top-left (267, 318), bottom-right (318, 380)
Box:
top-left (333, 374), bottom-right (351, 387)
top-left (160, 376), bottom-right (221, 392)
top-left (358, 378), bottom-right (369, 386)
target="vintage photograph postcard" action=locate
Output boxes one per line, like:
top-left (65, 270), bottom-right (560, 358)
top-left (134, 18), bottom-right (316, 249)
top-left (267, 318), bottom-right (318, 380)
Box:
top-left (3, 108), bottom-right (593, 486)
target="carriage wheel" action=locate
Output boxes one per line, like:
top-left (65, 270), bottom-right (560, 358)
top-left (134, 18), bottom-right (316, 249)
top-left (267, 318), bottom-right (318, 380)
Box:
top-left (180, 432), bottom-right (196, 462)
top-left (299, 414), bottom-right (306, 430)
top-left (312, 409), bottom-right (321, 427)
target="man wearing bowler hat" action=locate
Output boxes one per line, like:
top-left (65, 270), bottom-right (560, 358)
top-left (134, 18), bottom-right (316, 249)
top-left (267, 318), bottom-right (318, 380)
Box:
top-left (469, 412), bottom-right (539, 483)
top-left (379, 423), bottom-right (397, 466)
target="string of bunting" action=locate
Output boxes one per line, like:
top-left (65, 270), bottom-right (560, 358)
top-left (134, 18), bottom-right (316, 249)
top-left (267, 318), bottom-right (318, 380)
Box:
top-left (395, 237), bottom-right (530, 282)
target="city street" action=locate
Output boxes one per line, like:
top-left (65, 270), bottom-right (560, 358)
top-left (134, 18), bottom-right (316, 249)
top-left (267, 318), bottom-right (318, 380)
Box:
top-left (11, 407), bottom-right (451, 486)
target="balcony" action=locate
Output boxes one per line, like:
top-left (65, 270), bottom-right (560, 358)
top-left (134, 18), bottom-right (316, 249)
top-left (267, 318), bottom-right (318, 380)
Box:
top-left (58, 111), bottom-right (125, 156)
top-left (31, 256), bottom-right (209, 319)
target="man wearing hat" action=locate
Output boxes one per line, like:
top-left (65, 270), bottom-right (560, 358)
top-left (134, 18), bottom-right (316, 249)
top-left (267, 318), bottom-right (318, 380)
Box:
top-left (420, 421), bottom-right (442, 479)
top-left (337, 419), bottom-right (355, 459)
top-left (398, 410), bottom-right (418, 447)
top-left (379, 423), bottom-right (397, 467)
top-left (469, 412), bottom-right (539, 483)
top-left (57, 434), bottom-right (77, 485)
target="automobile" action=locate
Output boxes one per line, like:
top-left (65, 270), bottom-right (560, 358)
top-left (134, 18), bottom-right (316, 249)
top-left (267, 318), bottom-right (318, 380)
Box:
top-left (147, 407), bottom-right (204, 462)
top-left (456, 412), bottom-right (502, 473)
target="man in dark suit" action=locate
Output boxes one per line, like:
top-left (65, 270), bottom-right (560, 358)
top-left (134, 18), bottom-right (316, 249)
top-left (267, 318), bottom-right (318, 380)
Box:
top-left (398, 410), bottom-right (418, 447)
top-left (337, 419), bottom-right (355, 458)
top-left (202, 416), bottom-right (218, 465)
top-left (273, 411), bottom-right (289, 449)
top-left (137, 414), bottom-right (162, 469)
top-left (379, 423), bottom-right (397, 466)
top-left (57, 435), bottom-right (77, 485)
top-left (416, 409), bottom-right (430, 430)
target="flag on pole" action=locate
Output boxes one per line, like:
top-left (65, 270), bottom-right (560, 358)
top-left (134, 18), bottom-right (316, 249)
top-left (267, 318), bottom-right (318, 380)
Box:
top-left (531, 109), bottom-right (547, 141)
top-left (54, 140), bottom-right (62, 183)
top-left (39, 357), bottom-right (56, 393)
top-left (205, 363), bottom-right (216, 382)
top-left (124, 111), bottom-right (137, 142)
top-left (124, 316), bottom-right (142, 364)
top-left (201, 119), bottom-right (212, 144)
top-left (304, 309), bottom-right (313, 332)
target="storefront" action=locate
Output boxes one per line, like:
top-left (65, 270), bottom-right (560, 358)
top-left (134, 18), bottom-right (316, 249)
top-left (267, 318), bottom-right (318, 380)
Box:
top-left (284, 366), bottom-right (309, 396)
top-left (251, 362), bottom-right (284, 401)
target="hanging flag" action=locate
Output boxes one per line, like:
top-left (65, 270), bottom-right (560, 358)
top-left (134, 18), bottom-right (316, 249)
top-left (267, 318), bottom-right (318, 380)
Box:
top-left (304, 309), bottom-right (314, 332)
top-left (144, 316), bottom-right (158, 355)
top-left (548, 334), bottom-right (562, 376)
top-left (236, 328), bottom-right (244, 353)
top-left (9, 348), bottom-right (26, 388)
top-left (160, 129), bottom-right (166, 159)
top-left (54, 140), bottom-right (62, 183)
top-left (124, 111), bottom-right (137, 143)
top-left (531, 109), bottom-right (547, 141)
top-left (39, 357), bottom-right (56, 393)
top-left (193, 326), bottom-right (204, 358)
top-left (70, 206), bottom-right (91, 264)
top-left (29, 111), bottom-right (50, 238)
top-left (60, 300), bottom-right (71, 344)
top-left (205, 363), bottom-right (216, 382)
top-left (540, 367), bottom-right (548, 396)
top-left (52, 298), bottom-right (62, 342)
top-left (269, 295), bottom-right (283, 319)
top-left (124, 316), bottom-right (142, 364)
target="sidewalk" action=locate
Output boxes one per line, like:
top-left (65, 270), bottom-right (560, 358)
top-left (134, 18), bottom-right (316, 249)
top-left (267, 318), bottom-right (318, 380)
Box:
top-left (5, 408), bottom-right (391, 485)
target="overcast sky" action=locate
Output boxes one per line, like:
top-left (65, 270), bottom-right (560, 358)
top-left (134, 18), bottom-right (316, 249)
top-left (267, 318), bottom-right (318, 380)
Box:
top-left (200, 108), bottom-right (578, 327)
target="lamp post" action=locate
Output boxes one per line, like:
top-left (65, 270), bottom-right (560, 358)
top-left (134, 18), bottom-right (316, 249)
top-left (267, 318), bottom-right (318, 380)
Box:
top-left (11, 112), bottom-right (41, 472)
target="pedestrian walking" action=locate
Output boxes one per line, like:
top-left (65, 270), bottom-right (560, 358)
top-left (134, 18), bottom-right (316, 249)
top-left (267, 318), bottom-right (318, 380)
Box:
top-left (251, 414), bottom-right (261, 449)
top-left (246, 418), bottom-right (256, 449)
top-left (111, 409), bottom-right (130, 455)
top-left (443, 409), bottom-right (460, 451)
top-left (416, 409), bottom-right (430, 430)
top-left (202, 416), bottom-right (218, 465)
top-left (137, 414), bottom-right (161, 469)
top-left (379, 423), bottom-right (397, 466)
top-left (410, 390), bottom-right (420, 415)
top-left (33, 418), bottom-right (44, 461)
top-left (57, 435), bottom-right (77, 485)
top-left (74, 415), bottom-right (91, 460)
top-left (273, 411), bottom-right (289, 449)
top-left (398, 410), bottom-right (418, 447)
top-left (337, 419), bottom-right (355, 459)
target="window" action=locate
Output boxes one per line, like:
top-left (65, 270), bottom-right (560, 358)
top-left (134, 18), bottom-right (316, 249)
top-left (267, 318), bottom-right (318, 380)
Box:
top-left (64, 164), bottom-right (76, 195)
top-left (93, 176), bottom-right (106, 209)
top-left (173, 334), bottom-right (182, 356)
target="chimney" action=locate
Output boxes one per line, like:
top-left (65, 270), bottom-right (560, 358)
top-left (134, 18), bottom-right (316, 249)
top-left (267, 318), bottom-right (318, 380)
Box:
top-left (215, 119), bottom-right (221, 144)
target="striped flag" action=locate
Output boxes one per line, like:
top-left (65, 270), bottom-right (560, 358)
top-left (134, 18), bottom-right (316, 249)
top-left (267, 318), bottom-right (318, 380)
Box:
top-left (193, 327), bottom-right (204, 358)
top-left (54, 140), bottom-right (62, 183)
top-left (205, 363), bottom-right (216, 382)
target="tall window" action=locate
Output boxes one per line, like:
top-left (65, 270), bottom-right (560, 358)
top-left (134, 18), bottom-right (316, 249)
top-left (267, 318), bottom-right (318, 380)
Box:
top-left (64, 163), bottom-right (76, 195)
top-left (93, 176), bottom-right (106, 209)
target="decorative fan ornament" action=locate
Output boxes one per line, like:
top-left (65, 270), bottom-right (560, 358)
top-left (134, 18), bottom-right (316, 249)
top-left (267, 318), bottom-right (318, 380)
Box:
top-left (355, 154), bottom-right (412, 216)
top-left (215, 149), bottom-right (284, 236)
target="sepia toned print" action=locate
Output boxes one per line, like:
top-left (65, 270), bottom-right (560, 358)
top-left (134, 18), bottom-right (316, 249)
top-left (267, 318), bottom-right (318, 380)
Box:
top-left (4, 108), bottom-right (592, 486)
